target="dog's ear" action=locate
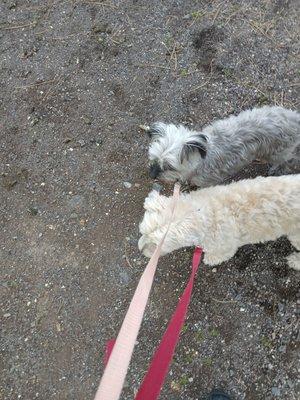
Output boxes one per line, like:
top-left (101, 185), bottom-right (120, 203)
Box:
top-left (146, 123), bottom-right (166, 139)
top-left (181, 135), bottom-right (207, 162)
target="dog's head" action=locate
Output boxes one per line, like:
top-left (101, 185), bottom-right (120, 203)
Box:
top-left (147, 123), bottom-right (207, 184)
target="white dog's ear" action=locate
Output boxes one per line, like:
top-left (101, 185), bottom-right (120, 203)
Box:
top-left (146, 122), bottom-right (166, 139)
top-left (181, 134), bottom-right (207, 161)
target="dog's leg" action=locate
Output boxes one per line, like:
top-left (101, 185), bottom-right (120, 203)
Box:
top-left (203, 246), bottom-right (237, 266)
top-left (287, 234), bottom-right (300, 271)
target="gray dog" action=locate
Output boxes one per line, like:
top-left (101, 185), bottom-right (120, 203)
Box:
top-left (147, 106), bottom-right (300, 188)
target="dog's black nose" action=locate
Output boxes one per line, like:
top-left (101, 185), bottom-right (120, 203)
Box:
top-left (149, 163), bottom-right (162, 179)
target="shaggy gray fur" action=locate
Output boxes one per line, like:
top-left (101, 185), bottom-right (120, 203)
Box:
top-left (148, 106), bottom-right (300, 188)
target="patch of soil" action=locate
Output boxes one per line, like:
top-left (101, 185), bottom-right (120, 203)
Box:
top-left (1, 1), bottom-right (299, 400)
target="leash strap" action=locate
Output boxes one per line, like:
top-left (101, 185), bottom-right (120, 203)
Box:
top-left (134, 246), bottom-right (202, 399)
top-left (94, 184), bottom-right (180, 400)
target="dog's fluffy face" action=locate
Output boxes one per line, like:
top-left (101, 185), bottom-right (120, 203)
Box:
top-left (148, 123), bottom-right (207, 184)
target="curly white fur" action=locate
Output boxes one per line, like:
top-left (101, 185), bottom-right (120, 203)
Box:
top-left (138, 175), bottom-right (300, 270)
top-left (148, 106), bottom-right (300, 187)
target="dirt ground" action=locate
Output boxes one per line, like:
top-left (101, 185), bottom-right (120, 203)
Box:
top-left (1, 1), bottom-right (299, 399)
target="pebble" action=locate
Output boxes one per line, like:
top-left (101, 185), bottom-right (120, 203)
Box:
top-left (277, 303), bottom-right (284, 312)
top-left (68, 195), bottom-right (84, 209)
top-left (92, 22), bottom-right (111, 34)
top-left (123, 181), bottom-right (132, 188)
top-left (78, 139), bottom-right (86, 147)
top-left (120, 271), bottom-right (130, 285)
top-left (271, 387), bottom-right (281, 396)
top-left (4, 313), bottom-right (11, 318)
top-left (278, 345), bottom-right (286, 353)
top-left (287, 379), bottom-right (294, 388)
top-left (28, 206), bottom-right (39, 216)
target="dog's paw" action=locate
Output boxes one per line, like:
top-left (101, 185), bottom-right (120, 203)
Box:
top-left (140, 192), bottom-right (170, 235)
top-left (287, 252), bottom-right (300, 271)
top-left (139, 192), bottom-right (169, 257)
top-left (204, 248), bottom-right (236, 266)
top-left (138, 235), bottom-right (158, 258)
top-left (204, 253), bottom-right (225, 266)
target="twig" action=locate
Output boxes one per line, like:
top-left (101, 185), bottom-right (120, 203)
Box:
top-left (15, 78), bottom-right (58, 90)
top-left (52, 31), bottom-right (89, 40)
top-left (185, 75), bottom-right (212, 93)
top-left (170, 43), bottom-right (178, 71)
top-left (43, 74), bottom-right (63, 102)
top-left (35, 29), bottom-right (51, 36)
top-left (212, 298), bottom-right (237, 304)
top-left (212, 4), bottom-right (222, 24)
top-left (248, 20), bottom-right (278, 46)
top-left (135, 63), bottom-right (172, 71)
top-left (124, 241), bottom-right (133, 268)
top-left (1, 21), bottom-right (37, 31)
top-left (224, 5), bottom-right (248, 26)
top-left (78, 0), bottom-right (117, 9)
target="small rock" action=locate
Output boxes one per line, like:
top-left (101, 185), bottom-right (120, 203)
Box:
top-left (68, 195), bottom-right (84, 209)
top-left (4, 313), bottom-right (11, 318)
top-left (277, 303), bottom-right (284, 312)
top-left (134, 183), bottom-right (141, 188)
top-left (212, 268), bottom-right (217, 273)
top-left (287, 379), bottom-right (294, 388)
top-left (78, 139), bottom-right (86, 147)
top-left (82, 116), bottom-right (92, 125)
top-left (123, 181), bottom-right (132, 189)
top-left (28, 206), bottom-right (38, 216)
top-left (92, 23), bottom-right (112, 34)
top-left (271, 387), bottom-right (281, 396)
top-left (278, 345), bottom-right (286, 353)
top-left (120, 271), bottom-right (130, 285)
top-left (29, 116), bottom-right (40, 126)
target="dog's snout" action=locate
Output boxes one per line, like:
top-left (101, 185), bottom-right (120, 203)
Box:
top-left (149, 163), bottom-right (162, 179)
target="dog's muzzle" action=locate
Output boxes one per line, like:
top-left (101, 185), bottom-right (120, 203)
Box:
top-left (149, 162), bottom-right (162, 179)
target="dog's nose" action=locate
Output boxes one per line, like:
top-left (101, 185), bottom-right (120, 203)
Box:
top-left (149, 163), bottom-right (162, 179)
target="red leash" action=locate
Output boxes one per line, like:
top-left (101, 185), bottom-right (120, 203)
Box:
top-left (135, 246), bottom-right (202, 399)
top-left (104, 247), bottom-right (203, 399)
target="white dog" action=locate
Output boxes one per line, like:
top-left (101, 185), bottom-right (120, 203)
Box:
top-left (138, 175), bottom-right (300, 270)
top-left (147, 106), bottom-right (300, 187)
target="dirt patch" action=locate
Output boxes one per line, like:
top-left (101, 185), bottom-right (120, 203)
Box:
top-left (1, 1), bottom-right (299, 400)
top-left (193, 26), bottom-right (225, 71)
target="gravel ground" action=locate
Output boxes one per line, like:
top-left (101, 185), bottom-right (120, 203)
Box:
top-left (1, 1), bottom-right (299, 399)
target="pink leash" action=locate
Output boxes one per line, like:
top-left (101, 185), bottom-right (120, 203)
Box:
top-left (94, 184), bottom-right (202, 399)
